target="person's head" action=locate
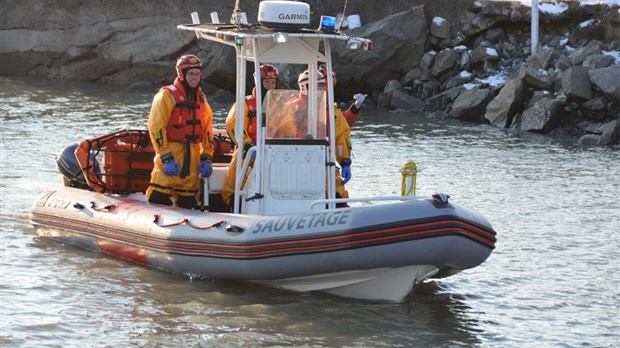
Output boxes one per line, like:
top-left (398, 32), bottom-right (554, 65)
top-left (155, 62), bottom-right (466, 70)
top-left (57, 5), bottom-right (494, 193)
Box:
top-left (318, 65), bottom-right (337, 87)
top-left (176, 54), bottom-right (202, 88)
top-left (298, 69), bottom-right (325, 95)
top-left (257, 64), bottom-right (279, 91)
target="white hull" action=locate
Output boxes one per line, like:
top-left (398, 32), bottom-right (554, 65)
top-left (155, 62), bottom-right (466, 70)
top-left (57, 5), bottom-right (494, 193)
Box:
top-left (256, 265), bottom-right (440, 302)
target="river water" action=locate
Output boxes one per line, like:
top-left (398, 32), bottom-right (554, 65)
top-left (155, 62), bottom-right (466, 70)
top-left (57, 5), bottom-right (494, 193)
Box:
top-left (1, 76), bottom-right (618, 347)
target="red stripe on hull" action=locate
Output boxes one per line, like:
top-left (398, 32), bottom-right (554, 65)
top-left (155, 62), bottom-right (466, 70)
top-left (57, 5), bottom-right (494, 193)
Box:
top-left (32, 213), bottom-right (495, 259)
top-left (97, 239), bottom-right (150, 266)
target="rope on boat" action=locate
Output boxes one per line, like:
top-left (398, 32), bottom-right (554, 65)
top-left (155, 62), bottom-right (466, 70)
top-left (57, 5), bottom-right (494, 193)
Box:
top-left (153, 214), bottom-right (226, 230)
top-left (90, 201), bottom-right (117, 211)
top-left (400, 161), bottom-right (417, 196)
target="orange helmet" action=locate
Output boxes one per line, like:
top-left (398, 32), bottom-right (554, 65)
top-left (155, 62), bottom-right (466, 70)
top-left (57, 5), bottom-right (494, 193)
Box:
top-left (259, 64), bottom-right (279, 80)
top-left (176, 54), bottom-right (202, 79)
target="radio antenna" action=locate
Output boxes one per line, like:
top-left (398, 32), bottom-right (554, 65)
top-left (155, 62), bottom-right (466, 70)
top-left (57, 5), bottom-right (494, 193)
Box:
top-left (231, 0), bottom-right (242, 27)
top-left (337, 0), bottom-right (349, 32)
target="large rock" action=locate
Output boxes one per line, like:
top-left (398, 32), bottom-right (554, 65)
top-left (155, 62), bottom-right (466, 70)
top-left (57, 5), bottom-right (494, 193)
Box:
top-left (520, 97), bottom-right (563, 133)
top-left (525, 47), bottom-right (561, 71)
top-left (580, 97), bottom-right (613, 122)
top-left (484, 78), bottom-right (525, 128)
top-left (518, 64), bottom-right (553, 90)
top-left (431, 49), bottom-right (459, 76)
top-left (470, 46), bottom-right (500, 65)
top-left (450, 87), bottom-right (492, 121)
top-left (589, 65), bottom-right (620, 102)
top-left (598, 118), bottom-right (620, 145)
top-left (430, 16), bottom-right (451, 39)
top-left (379, 80), bottom-right (425, 112)
top-left (562, 66), bottom-right (592, 100)
top-left (419, 51), bottom-right (437, 71)
top-left (569, 42), bottom-right (602, 66)
top-left (583, 54), bottom-right (616, 69)
top-left (445, 71), bottom-right (474, 89)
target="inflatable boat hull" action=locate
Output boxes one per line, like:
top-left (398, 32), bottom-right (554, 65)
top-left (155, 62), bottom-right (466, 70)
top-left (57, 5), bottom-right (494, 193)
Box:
top-left (31, 186), bottom-right (495, 301)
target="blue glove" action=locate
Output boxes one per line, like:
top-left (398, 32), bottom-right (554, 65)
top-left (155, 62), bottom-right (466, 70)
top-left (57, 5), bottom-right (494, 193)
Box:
top-left (161, 152), bottom-right (179, 176)
top-left (340, 158), bottom-right (352, 185)
top-left (198, 154), bottom-right (213, 177)
top-left (244, 142), bottom-right (256, 160)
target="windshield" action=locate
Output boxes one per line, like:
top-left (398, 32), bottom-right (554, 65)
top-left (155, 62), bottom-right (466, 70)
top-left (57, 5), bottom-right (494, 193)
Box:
top-left (264, 89), bottom-right (327, 140)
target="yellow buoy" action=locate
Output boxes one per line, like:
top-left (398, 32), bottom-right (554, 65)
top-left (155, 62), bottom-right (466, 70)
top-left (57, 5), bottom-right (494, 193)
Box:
top-left (400, 160), bottom-right (417, 196)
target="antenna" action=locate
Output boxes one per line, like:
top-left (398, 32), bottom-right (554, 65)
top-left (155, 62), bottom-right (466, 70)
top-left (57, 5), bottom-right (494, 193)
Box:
top-left (337, 0), bottom-right (349, 32)
top-left (230, 0), bottom-right (243, 27)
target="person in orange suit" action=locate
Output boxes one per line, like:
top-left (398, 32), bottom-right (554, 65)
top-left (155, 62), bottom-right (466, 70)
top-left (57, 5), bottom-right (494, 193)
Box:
top-left (318, 64), bottom-right (366, 128)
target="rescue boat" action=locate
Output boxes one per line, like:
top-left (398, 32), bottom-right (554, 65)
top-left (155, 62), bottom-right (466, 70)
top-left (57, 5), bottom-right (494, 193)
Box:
top-left (30, 1), bottom-right (496, 302)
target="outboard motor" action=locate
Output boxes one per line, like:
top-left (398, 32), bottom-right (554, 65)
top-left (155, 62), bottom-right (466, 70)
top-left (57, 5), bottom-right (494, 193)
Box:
top-left (55, 144), bottom-right (99, 190)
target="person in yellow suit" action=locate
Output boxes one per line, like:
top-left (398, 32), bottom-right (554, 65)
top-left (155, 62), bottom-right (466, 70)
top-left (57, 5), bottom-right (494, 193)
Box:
top-left (222, 64), bottom-right (279, 210)
top-left (321, 74), bottom-right (354, 205)
top-left (146, 54), bottom-right (215, 209)
top-left (288, 69), bottom-right (353, 205)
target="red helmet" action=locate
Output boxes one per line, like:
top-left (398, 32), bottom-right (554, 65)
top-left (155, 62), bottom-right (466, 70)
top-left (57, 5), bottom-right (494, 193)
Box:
top-left (176, 54), bottom-right (202, 78)
top-left (318, 65), bottom-right (337, 86)
top-left (259, 64), bottom-right (279, 80)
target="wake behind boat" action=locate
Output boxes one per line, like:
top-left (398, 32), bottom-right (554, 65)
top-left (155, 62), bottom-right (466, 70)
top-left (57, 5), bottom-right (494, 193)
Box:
top-left (30, 1), bottom-right (496, 302)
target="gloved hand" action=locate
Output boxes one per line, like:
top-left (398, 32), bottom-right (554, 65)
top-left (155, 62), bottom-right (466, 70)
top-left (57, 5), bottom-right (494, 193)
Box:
top-left (198, 154), bottom-right (213, 177)
top-left (161, 152), bottom-right (179, 176)
top-left (340, 158), bottom-right (352, 185)
top-left (353, 93), bottom-right (366, 108)
top-left (243, 142), bottom-right (256, 160)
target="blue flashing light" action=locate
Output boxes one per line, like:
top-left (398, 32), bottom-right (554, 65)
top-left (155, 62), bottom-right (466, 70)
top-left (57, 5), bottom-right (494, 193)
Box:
top-left (319, 16), bottom-right (337, 32)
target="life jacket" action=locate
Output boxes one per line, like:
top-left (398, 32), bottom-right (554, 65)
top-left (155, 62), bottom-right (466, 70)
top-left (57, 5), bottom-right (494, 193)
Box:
top-left (164, 79), bottom-right (206, 144)
top-left (245, 90), bottom-right (258, 143)
top-left (288, 93), bottom-right (309, 137)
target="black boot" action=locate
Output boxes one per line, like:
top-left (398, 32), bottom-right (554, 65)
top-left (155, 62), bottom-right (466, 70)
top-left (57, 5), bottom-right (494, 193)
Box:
top-left (176, 195), bottom-right (197, 209)
top-left (148, 189), bottom-right (173, 206)
top-left (335, 193), bottom-right (350, 208)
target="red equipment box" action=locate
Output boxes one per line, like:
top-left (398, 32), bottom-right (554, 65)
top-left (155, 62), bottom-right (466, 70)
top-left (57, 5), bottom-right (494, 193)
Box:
top-left (103, 141), bottom-right (154, 193)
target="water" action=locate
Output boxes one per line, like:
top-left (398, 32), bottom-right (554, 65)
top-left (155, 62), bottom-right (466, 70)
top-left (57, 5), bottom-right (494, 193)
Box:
top-left (1, 76), bottom-right (618, 347)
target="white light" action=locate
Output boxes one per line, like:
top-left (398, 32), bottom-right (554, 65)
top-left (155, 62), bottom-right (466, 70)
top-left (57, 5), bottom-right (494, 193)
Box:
top-left (274, 32), bottom-right (288, 44)
top-left (346, 38), bottom-right (362, 50)
top-left (191, 12), bottom-right (200, 24)
top-left (210, 12), bottom-right (220, 24)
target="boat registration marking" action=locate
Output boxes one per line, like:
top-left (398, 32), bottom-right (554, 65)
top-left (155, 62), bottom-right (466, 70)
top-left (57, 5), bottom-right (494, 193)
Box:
top-left (46, 198), bottom-right (72, 209)
top-left (251, 210), bottom-right (352, 234)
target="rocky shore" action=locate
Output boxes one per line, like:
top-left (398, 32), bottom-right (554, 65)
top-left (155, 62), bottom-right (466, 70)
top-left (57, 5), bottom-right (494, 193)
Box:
top-left (1, 0), bottom-right (619, 145)
top-left (366, 1), bottom-right (620, 146)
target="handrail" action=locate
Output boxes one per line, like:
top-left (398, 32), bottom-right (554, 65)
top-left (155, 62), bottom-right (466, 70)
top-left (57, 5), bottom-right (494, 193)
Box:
top-left (234, 146), bottom-right (256, 208)
top-left (309, 196), bottom-right (425, 211)
top-left (176, 23), bottom-right (372, 43)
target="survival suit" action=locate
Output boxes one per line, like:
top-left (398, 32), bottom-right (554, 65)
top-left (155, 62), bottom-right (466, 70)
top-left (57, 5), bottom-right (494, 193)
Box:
top-left (285, 92), bottom-right (353, 199)
top-left (221, 88), bottom-right (260, 209)
top-left (146, 77), bottom-right (214, 204)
